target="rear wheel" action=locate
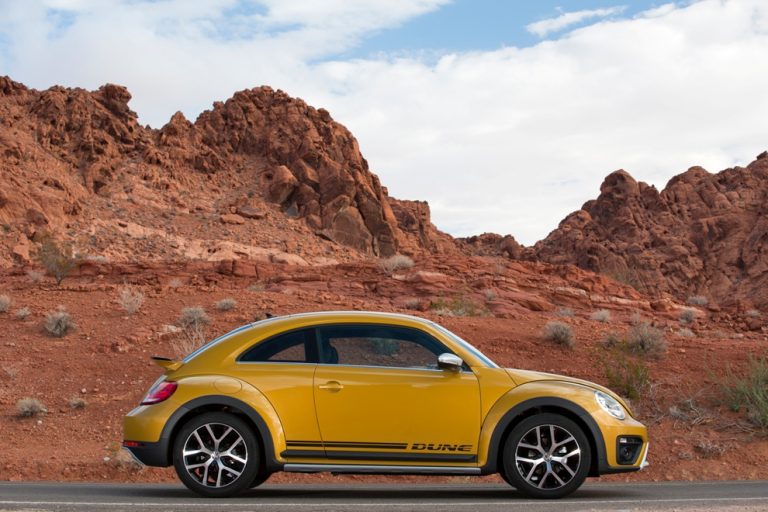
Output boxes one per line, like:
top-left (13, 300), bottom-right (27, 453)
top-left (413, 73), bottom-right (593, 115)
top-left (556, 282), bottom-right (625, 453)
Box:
top-left (173, 412), bottom-right (260, 497)
top-left (502, 413), bottom-right (591, 499)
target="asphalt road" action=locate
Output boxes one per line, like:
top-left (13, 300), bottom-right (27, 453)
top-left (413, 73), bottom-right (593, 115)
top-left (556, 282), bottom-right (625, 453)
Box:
top-left (0, 481), bottom-right (766, 512)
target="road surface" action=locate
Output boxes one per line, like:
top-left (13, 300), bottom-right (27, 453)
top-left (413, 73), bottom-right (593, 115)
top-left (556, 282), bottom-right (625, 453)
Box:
top-left (0, 481), bottom-right (766, 511)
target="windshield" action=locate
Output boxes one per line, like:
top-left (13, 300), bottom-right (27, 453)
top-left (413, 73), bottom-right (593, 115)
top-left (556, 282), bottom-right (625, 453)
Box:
top-left (431, 323), bottom-right (499, 368)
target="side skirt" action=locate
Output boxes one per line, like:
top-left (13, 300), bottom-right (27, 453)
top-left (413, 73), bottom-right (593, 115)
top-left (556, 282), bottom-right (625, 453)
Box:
top-left (284, 463), bottom-right (482, 476)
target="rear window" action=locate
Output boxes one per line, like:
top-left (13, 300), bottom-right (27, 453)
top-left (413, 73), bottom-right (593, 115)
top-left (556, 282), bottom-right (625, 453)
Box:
top-left (238, 328), bottom-right (315, 363)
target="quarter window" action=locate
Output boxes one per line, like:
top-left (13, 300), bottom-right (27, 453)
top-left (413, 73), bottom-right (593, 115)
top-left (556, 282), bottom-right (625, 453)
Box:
top-left (239, 328), bottom-right (314, 363)
top-left (317, 325), bottom-right (450, 369)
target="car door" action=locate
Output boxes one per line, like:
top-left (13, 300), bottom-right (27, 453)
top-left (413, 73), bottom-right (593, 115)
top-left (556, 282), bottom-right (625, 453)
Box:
top-left (311, 324), bottom-right (481, 464)
top-left (234, 327), bottom-right (322, 446)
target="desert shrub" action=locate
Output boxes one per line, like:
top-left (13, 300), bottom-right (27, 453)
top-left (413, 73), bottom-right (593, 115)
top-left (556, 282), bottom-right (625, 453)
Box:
top-left (370, 338), bottom-right (399, 356)
top-left (430, 296), bottom-right (487, 317)
top-left (602, 331), bottom-right (622, 348)
top-left (403, 298), bottom-right (421, 310)
top-left (0, 294), bottom-right (10, 313)
top-left (118, 286), bottom-right (144, 315)
top-left (216, 298), bottom-right (237, 312)
top-left (27, 269), bottom-right (44, 283)
top-left (482, 289), bottom-right (497, 301)
top-left (629, 312), bottom-right (644, 325)
top-left (626, 322), bottom-right (667, 358)
top-left (746, 309), bottom-right (761, 318)
top-left (173, 306), bottom-right (210, 357)
top-left (68, 396), bottom-right (87, 409)
top-left (602, 349), bottom-right (650, 400)
top-left (43, 307), bottom-right (75, 337)
top-left (677, 328), bottom-right (694, 337)
top-left (16, 398), bottom-right (47, 418)
top-left (687, 295), bottom-right (708, 306)
top-left (555, 307), bottom-right (574, 318)
top-left (168, 278), bottom-right (183, 289)
top-left (15, 307), bottom-right (31, 320)
top-left (590, 309), bottom-right (611, 323)
top-left (541, 321), bottom-right (574, 348)
top-left (694, 438), bottom-right (726, 458)
top-left (35, 235), bottom-right (81, 285)
top-left (679, 308), bottom-right (698, 325)
top-left (379, 254), bottom-right (415, 273)
top-left (248, 282), bottom-right (266, 292)
top-left (721, 356), bottom-right (768, 430)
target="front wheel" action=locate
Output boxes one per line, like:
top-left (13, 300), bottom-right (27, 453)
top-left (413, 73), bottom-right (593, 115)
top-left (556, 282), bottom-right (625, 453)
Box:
top-left (502, 413), bottom-right (591, 499)
top-left (172, 412), bottom-right (261, 497)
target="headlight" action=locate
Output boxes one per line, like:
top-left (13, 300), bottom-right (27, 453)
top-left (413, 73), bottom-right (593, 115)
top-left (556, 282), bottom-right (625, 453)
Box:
top-left (595, 391), bottom-right (626, 420)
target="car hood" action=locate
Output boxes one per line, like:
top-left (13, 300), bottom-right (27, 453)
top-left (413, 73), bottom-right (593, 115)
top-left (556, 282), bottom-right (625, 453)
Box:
top-left (505, 368), bottom-right (633, 416)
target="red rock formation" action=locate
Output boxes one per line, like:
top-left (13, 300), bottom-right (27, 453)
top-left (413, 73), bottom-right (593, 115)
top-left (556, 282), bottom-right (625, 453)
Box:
top-left (533, 154), bottom-right (768, 308)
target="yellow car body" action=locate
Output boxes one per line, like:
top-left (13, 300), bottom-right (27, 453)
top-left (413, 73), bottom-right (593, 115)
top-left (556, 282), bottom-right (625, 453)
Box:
top-left (124, 311), bottom-right (648, 499)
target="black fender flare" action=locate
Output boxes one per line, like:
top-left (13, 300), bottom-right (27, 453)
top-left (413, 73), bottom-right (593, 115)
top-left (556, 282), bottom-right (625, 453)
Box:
top-left (481, 396), bottom-right (609, 476)
top-left (158, 395), bottom-right (280, 472)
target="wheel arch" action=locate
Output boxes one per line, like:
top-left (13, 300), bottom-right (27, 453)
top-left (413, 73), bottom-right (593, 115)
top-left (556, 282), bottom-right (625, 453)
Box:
top-left (161, 395), bottom-right (282, 473)
top-left (482, 396), bottom-right (606, 477)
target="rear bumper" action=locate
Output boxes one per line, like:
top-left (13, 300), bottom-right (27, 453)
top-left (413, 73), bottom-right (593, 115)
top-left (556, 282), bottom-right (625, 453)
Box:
top-left (122, 440), bottom-right (170, 467)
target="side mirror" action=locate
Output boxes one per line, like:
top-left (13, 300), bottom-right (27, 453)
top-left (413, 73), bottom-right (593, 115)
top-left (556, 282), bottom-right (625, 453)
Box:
top-left (438, 353), bottom-right (463, 372)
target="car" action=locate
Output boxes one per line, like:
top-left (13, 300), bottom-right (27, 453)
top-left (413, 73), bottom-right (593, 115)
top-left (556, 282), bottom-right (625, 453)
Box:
top-left (123, 311), bottom-right (648, 499)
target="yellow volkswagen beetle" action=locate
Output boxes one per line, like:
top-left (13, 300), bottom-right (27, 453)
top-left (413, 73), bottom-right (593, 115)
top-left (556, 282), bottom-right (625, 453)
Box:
top-left (123, 311), bottom-right (647, 499)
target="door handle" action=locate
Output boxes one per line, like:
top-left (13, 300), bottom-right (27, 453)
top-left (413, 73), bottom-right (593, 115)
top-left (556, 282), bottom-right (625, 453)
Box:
top-left (318, 381), bottom-right (343, 392)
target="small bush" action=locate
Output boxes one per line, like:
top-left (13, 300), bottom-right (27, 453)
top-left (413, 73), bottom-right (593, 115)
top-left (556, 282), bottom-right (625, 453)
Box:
top-left (430, 296), bottom-right (487, 317)
top-left (590, 309), bottom-right (611, 323)
top-left (118, 286), bottom-right (144, 315)
top-left (482, 289), bottom-right (497, 301)
top-left (602, 331), bottom-right (622, 348)
top-left (541, 321), bottom-right (574, 348)
top-left (721, 356), bottom-right (768, 430)
top-left (602, 349), bottom-right (650, 400)
top-left (679, 308), bottom-right (698, 325)
top-left (168, 278), bottom-right (183, 289)
top-left (43, 307), bottom-right (75, 337)
top-left (379, 254), bottom-right (415, 273)
top-left (68, 396), bottom-right (87, 409)
top-left (248, 283), bottom-right (266, 292)
top-left (403, 298), bottom-right (421, 310)
top-left (35, 235), bottom-right (81, 285)
top-left (15, 307), bottom-right (31, 320)
top-left (677, 328), bottom-right (694, 337)
top-left (626, 322), bottom-right (667, 358)
top-left (174, 306), bottom-right (210, 357)
top-left (629, 312), bottom-right (644, 325)
top-left (746, 309), bottom-right (760, 318)
top-left (178, 306), bottom-right (209, 331)
top-left (216, 298), bottom-right (237, 312)
top-left (17, 398), bottom-right (47, 418)
top-left (555, 307), bottom-right (574, 317)
top-left (687, 295), bottom-right (709, 306)
top-left (0, 294), bottom-right (10, 313)
top-left (27, 269), bottom-right (44, 283)
top-left (694, 438), bottom-right (726, 458)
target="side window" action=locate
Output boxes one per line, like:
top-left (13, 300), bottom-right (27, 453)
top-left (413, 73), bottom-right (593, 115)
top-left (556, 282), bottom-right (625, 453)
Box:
top-left (239, 328), bottom-right (315, 363)
top-left (318, 325), bottom-right (450, 369)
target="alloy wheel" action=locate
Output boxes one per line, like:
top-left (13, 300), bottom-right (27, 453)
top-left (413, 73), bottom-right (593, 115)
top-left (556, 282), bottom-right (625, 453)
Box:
top-left (181, 422), bottom-right (248, 488)
top-left (514, 424), bottom-right (581, 490)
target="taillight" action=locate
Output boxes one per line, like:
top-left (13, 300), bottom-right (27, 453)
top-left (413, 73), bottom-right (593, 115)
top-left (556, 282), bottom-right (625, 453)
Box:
top-left (141, 381), bottom-right (177, 405)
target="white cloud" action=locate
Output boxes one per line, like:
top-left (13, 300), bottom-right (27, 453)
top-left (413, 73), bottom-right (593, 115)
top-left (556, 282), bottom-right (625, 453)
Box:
top-left (526, 6), bottom-right (626, 37)
top-left (1, 0), bottom-right (767, 245)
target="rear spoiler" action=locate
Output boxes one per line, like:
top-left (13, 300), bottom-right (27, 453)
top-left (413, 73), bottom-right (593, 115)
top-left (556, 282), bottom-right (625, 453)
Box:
top-left (151, 356), bottom-right (183, 373)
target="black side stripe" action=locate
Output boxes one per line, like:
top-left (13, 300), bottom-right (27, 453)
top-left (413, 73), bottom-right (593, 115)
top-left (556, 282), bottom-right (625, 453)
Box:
top-left (281, 449), bottom-right (477, 463)
top-left (287, 440), bottom-right (408, 450)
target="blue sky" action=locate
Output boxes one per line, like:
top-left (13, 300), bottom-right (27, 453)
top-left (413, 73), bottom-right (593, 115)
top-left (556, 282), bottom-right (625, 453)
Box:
top-left (342, 0), bottom-right (664, 59)
top-left (0, 0), bottom-right (766, 244)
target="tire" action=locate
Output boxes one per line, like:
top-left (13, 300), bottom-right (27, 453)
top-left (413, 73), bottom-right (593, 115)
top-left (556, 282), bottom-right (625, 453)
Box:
top-left (172, 412), bottom-right (261, 497)
top-left (501, 413), bottom-right (591, 499)
top-left (250, 472), bottom-right (271, 488)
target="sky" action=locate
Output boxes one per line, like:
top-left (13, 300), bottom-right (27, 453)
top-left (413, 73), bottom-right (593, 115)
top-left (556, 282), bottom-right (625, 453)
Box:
top-left (1, 0), bottom-right (767, 245)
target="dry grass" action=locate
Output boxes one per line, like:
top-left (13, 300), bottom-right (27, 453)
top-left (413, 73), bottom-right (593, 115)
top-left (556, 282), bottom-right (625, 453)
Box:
top-left (16, 398), bottom-right (47, 418)
top-left (590, 309), bottom-right (611, 322)
top-left (482, 289), bottom-right (497, 301)
top-left (555, 307), bottom-right (574, 317)
top-left (379, 254), bottom-right (415, 273)
top-left (168, 278), bottom-right (183, 289)
top-left (0, 294), bottom-right (11, 313)
top-left (118, 286), bottom-right (144, 315)
top-left (687, 295), bottom-right (709, 306)
top-left (626, 322), bottom-right (667, 358)
top-left (541, 321), bottom-right (574, 348)
top-left (677, 327), bottom-right (695, 337)
top-left (248, 282), bottom-right (266, 292)
top-left (26, 269), bottom-right (44, 283)
top-left (694, 438), bottom-right (726, 458)
top-left (430, 296), bottom-right (488, 317)
top-left (43, 307), bottom-right (75, 337)
top-left (35, 235), bottom-right (81, 285)
top-left (68, 396), bottom-right (87, 409)
top-left (679, 307), bottom-right (698, 325)
top-left (173, 306), bottom-right (211, 358)
top-left (216, 298), bottom-right (237, 312)
top-left (14, 307), bottom-right (31, 320)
